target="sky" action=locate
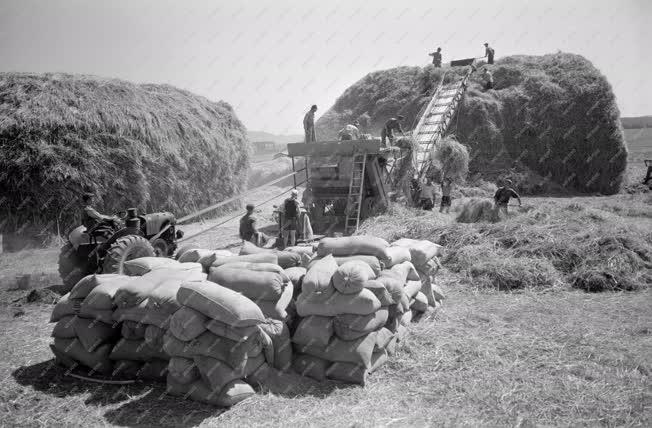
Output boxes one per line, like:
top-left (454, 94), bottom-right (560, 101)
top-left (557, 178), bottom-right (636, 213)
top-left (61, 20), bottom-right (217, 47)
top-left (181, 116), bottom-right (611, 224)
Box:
top-left (0, 0), bottom-right (649, 134)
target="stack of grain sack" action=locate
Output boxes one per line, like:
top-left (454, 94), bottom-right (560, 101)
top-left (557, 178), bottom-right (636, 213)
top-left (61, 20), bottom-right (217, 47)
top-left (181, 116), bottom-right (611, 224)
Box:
top-left (291, 235), bottom-right (443, 385)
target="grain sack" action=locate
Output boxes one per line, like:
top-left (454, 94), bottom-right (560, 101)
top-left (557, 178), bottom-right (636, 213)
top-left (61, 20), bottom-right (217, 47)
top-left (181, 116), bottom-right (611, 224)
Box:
top-left (121, 320), bottom-right (147, 340)
top-left (332, 261), bottom-right (376, 295)
top-left (400, 310), bottom-right (413, 326)
top-left (169, 306), bottom-right (209, 341)
top-left (292, 315), bottom-right (333, 347)
top-left (208, 268), bottom-right (285, 301)
top-left (146, 270), bottom-right (206, 314)
top-left (302, 254), bottom-right (338, 295)
top-left (166, 376), bottom-right (255, 407)
top-left (410, 292), bottom-right (429, 313)
top-left (384, 246), bottom-right (412, 268)
top-left (51, 315), bottom-right (77, 338)
top-left (122, 257), bottom-right (181, 276)
top-left (113, 269), bottom-right (175, 308)
top-left (317, 236), bottom-right (390, 262)
top-left (50, 293), bottom-right (82, 322)
top-left (112, 300), bottom-right (170, 329)
top-left (194, 352), bottom-right (265, 391)
top-left (110, 338), bottom-right (168, 362)
top-left (177, 280), bottom-right (265, 327)
top-left (178, 248), bottom-right (234, 263)
top-left (284, 246), bottom-right (314, 256)
top-left (73, 317), bottom-right (118, 352)
top-left (77, 305), bottom-right (114, 324)
top-left (168, 357), bottom-right (200, 384)
top-left (375, 271), bottom-right (406, 305)
top-left (137, 358), bottom-right (169, 381)
top-left (416, 269), bottom-right (436, 307)
top-left (391, 261), bottom-right (420, 281)
top-left (292, 353), bottom-right (328, 381)
top-left (333, 309), bottom-right (389, 341)
top-left (256, 282), bottom-right (293, 320)
top-left (296, 287), bottom-right (381, 317)
top-left (82, 277), bottom-right (127, 310)
top-left (205, 320), bottom-right (260, 343)
top-left (308, 255), bottom-right (383, 276)
top-left (52, 338), bottom-right (113, 374)
top-left (396, 324), bottom-right (408, 342)
top-left (239, 241), bottom-right (300, 269)
top-left (212, 253), bottom-right (278, 268)
top-left (69, 274), bottom-right (129, 300)
top-left (385, 334), bottom-right (399, 356)
top-left (144, 325), bottom-right (166, 347)
top-left (162, 330), bottom-right (263, 370)
top-left (326, 350), bottom-right (387, 385)
top-left (391, 238), bottom-right (443, 267)
top-left (363, 280), bottom-right (394, 306)
top-left (217, 262), bottom-right (290, 282)
top-left (296, 331), bottom-right (380, 369)
top-left (403, 280), bottom-right (422, 300)
top-left (259, 320), bottom-right (292, 372)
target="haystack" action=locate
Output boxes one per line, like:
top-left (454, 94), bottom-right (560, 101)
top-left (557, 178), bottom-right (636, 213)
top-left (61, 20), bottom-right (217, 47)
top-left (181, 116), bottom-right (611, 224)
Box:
top-left (316, 53), bottom-right (627, 195)
top-left (0, 72), bottom-right (250, 236)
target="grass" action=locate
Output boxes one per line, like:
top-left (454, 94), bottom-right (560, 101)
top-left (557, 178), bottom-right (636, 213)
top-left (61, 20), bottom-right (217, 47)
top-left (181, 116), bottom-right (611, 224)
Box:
top-left (2, 277), bottom-right (650, 426)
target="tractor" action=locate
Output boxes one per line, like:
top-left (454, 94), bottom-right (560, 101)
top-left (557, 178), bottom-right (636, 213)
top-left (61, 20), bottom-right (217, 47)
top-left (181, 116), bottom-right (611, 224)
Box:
top-left (57, 207), bottom-right (183, 290)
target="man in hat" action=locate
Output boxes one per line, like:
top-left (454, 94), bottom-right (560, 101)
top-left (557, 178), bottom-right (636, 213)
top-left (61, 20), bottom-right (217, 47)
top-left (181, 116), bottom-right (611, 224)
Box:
top-left (239, 203), bottom-right (263, 246)
top-left (429, 47), bottom-right (442, 68)
top-left (494, 179), bottom-right (521, 216)
top-left (303, 105), bottom-right (318, 143)
top-left (281, 189), bottom-right (301, 247)
top-left (381, 115), bottom-right (406, 147)
top-left (338, 120), bottom-right (361, 141)
top-left (484, 43), bottom-right (495, 65)
top-left (80, 192), bottom-right (117, 230)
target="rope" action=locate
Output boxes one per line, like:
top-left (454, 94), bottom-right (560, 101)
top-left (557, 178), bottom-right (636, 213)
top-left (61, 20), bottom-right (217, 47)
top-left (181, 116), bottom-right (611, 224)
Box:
top-left (178, 180), bottom-right (306, 243)
top-left (176, 169), bottom-right (305, 224)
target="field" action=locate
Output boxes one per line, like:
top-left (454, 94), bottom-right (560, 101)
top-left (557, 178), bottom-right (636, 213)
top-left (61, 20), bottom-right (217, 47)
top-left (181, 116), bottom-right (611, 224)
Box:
top-left (0, 135), bottom-right (650, 426)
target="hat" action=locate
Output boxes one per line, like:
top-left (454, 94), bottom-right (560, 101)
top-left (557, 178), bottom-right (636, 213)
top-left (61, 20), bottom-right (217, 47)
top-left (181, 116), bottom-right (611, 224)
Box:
top-left (397, 115), bottom-right (405, 120)
top-left (246, 203), bottom-right (255, 211)
top-left (484, 43), bottom-right (489, 46)
top-left (291, 189), bottom-right (299, 196)
top-left (353, 120), bottom-right (360, 126)
top-left (311, 104), bottom-right (317, 110)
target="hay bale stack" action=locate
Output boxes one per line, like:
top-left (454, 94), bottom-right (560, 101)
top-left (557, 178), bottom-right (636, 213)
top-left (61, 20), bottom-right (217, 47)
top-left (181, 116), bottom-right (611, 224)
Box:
top-left (0, 72), bottom-right (249, 236)
top-left (315, 53), bottom-right (626, 195)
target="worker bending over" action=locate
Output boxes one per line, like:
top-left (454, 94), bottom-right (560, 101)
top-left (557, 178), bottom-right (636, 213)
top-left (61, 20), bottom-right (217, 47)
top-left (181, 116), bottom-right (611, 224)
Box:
top-left (303, 105), bottom-right (317, 143)
top-left (338, 120), bottom-right (361, 140)
top-left (381, 115), bottom-right (405, 147)
top-left (494, 179), bottom-right (521, 216)
top-left (281, 189), bottom-right (301, 247)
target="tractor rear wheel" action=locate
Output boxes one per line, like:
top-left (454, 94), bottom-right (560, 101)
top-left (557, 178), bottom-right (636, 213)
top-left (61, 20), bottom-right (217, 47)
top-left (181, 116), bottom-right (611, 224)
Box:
top-left (102, 235), bottom-right (156, 274)
top-left (58, 242), bottom-right (89, 292)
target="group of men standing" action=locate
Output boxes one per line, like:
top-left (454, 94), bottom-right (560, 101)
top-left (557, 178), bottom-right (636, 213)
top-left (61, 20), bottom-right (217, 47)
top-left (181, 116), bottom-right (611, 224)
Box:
top-left (430, 43), bottom-right (495, 91)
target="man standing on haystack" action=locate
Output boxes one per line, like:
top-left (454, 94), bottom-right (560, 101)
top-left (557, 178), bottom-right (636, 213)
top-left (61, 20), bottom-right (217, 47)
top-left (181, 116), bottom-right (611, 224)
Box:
top-left (484, 43), bottom-right (495, 64)
top-left (429, 47), bottom-right (442, 67)
top-left (303, 105), bottom-right (317, 143)
top-left (494, 179), bottom-right (522, 216)
top-left (482, 68), bottom-right (494, 90)
top-left (380, 115), bottom-right (405, 147)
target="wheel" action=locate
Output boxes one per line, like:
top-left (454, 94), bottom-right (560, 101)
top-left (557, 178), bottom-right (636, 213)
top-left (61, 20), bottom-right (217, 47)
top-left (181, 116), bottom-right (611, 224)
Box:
top-left (102, 235), bottom-right (156, 274)
top-left (152, 238), bottom-right (169, 257)
top-left (58, 242), bottom-right (90, 292)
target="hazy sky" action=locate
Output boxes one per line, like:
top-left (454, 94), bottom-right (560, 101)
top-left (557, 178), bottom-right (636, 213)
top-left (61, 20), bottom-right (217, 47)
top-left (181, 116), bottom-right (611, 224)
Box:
top-left (1, 0), bottom-right (649, 134)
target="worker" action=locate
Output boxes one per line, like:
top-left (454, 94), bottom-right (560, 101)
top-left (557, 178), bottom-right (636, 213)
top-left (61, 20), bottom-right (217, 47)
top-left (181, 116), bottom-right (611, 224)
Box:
top-left (418, 178), bottom-right (437, 210)
top-left (484, 43), bottom-right (495, 65)
top-left (281, 189), bottom-right (301, 247)
top-left (643, 160), bottom-right (652, 185)
top-left (380, 115), bottom-right (405, 147)
top-left (338, 120), bottom-right (361, 141)
top-left (81, 192), bottom-right (117, 230)
top-left (440, 177), bottom-right (453, 213)
top-left (429, 47), bottom-right (442, 67)
top-left (303, 105), bottom-right (317, 143)
top-left (482, 68), bottom-right (494, 91)
top-left (239, 203), bottom-right (263, 246)
top-left (494, 179), bottom-right (522, 216)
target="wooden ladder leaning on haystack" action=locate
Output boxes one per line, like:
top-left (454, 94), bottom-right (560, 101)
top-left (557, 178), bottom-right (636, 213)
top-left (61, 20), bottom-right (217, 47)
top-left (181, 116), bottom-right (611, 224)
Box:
top-left (411, 65), bottom-right (475, 180)
top-left (344, 153), bottom-right (367, 235)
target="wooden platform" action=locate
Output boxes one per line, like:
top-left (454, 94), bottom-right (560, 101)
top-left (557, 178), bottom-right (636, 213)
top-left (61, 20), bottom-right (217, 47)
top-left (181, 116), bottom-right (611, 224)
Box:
top-left (287, 140), bottom-right (383, 157)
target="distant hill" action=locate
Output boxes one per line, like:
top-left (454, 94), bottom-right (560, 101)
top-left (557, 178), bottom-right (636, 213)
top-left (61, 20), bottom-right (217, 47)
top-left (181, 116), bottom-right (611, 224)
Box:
top-left (247, 130), bottom-right (303, 144)
top-left (621, 116), bottom-right (652, 129)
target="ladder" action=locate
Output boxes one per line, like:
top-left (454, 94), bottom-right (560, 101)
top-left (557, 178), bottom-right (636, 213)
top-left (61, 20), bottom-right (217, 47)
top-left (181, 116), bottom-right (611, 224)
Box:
top-left (344, 153), bottom-right (367, 235)
top-left (411, 65), bottom-right (475, 179)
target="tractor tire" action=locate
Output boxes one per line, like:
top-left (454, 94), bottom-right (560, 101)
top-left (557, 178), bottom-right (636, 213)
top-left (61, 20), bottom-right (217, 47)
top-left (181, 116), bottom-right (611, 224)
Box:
top-left (102, 235), bottom-right (156, 275)
top-left (58, 242), bottom-right (89, 292)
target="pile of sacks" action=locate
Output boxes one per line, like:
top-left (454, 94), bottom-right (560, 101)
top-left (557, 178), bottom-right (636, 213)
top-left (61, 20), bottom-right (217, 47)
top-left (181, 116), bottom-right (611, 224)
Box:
top-left (291, 236), bottom-right (443, 385)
